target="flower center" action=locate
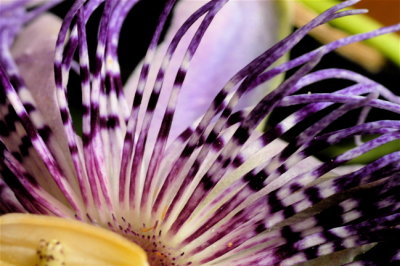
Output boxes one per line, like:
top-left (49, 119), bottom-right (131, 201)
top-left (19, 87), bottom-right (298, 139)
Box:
top-left (111, 218), bottom-right (190, 266)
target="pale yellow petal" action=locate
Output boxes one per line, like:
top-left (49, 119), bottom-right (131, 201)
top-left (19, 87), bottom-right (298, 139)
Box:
top-left (0, 214), bottom-right (148, 266)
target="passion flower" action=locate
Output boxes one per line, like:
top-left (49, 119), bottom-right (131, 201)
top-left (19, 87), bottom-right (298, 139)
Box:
top-left (1, 0), bottom-right (399, 265)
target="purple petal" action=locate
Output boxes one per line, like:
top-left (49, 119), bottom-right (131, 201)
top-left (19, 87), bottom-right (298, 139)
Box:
top-left (11, 15), bottom-right (71, 160)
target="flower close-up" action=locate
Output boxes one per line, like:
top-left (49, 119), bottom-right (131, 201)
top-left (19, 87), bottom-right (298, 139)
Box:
top-left (0, 0), bottom-right (399, 265)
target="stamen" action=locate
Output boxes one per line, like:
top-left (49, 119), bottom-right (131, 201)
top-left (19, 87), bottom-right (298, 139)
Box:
top-left (37, 239), bottom-right (65, 266)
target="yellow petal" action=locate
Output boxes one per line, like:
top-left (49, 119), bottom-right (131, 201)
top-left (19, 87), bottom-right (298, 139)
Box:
top-left (0, 214), bottom-right (148, 266)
